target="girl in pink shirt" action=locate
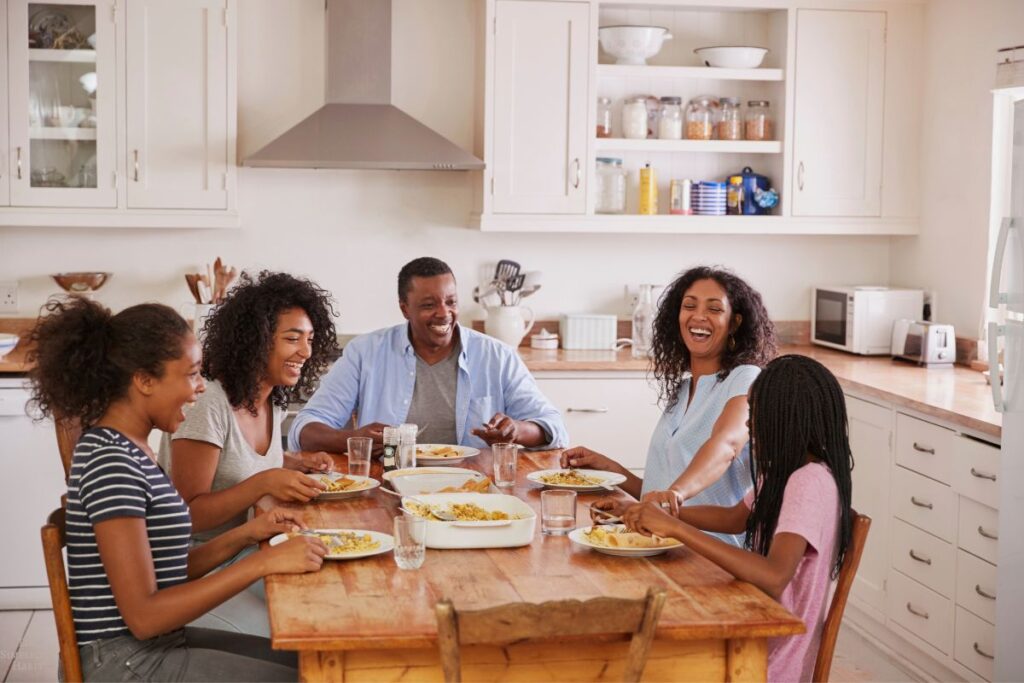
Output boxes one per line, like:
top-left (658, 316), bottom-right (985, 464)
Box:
top-left (620, 355), bottom-right (854, 682)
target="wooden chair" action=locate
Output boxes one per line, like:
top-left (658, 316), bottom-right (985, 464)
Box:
top-left (41, 507), bottom-right (83, 683)
top-left (435, 587), bottom-right (667, 683)
top-left (54, 416), bottom-right (81, 483)
top-left (813, 511), bottom-right (872, 682)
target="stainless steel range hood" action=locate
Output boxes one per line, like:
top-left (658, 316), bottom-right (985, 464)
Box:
top-left (243, 0), bottom-right (483, 171)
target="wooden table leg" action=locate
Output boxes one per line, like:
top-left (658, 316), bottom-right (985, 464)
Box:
top-left (299, 651), bottom-right (345, 683)
top-left (725, 638), bottom-right (768, 682)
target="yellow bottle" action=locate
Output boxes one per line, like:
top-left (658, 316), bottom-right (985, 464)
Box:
top-left (639, 163), bottom-right (658, 215)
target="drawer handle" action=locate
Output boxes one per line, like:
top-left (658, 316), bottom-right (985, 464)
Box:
top-left (970, 467), bottom-right (997, 481)
top-left (910, 496), bottom-right (933, 510)
top-left (975, 584), bottom-right (996, 600)
top-left (908, 549), bottom-right (932, 565)
top-left (973, 642), bottom-right (995, 660)
top-left (912, 442), bottom-right (936, 454)
top-left (977, 526), bottom-right (998, 541)
top-left (566, 407), bottom-right (609, 414)
top-left (906, 602), bottom-right (929, 619)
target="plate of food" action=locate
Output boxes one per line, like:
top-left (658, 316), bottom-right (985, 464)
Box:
top-left (311, 473), bottom-right (379, 500)
top-left (569, 524), bottom-right (682, 557)
top-left (388, 471), bottom-right (498, 496)
top-left (399, 493), bottom-right (536, 548)
top-left (269, 529), bottom-right (393, 560)
top-left (414, 444), bottom-right (480, 464)
top-left (526, 469), bottom-right (626, 491)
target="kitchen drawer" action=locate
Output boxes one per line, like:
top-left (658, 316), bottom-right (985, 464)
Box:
top-left (958, 497), bottom-right (999, 565)
top-left (892, 465), bottom-right (956, 542)
top-left (887, 568), bottom-right (953, 654)
top-left (891, 518), bottom-right (954, 597)
top-left (895, 413), bottom-right (954, 484)
top-left (956, 550), bottom-right (997, 624)
top-left (951, 437), bottom-right (1000, 510)
top-left (955, 606), bottom-right (996, 681)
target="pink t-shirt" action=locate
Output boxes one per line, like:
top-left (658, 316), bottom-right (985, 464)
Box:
top-left (743, 462), bottom-right (840, 683)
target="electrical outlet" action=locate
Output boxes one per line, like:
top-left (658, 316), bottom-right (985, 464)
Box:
top-left (0, 281), bottom-right (19, 313)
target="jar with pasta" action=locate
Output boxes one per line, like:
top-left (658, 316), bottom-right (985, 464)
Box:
top-left (717, 97), bottom-right (742, 141)
top-left (685, 96), bottom-right (717, 140)
top-left (622, 97), bottom-right (648, 139)
top-left (745, 100), bottom-right (774, 141)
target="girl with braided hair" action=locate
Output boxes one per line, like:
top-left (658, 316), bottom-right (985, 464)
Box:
top-left (621, 355), bottom-right (854, 682)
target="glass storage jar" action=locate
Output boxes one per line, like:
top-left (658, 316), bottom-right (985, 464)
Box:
top-left (622, 97), bottom-right (648, 139)
top-left (685, 96), bottom-right (717, 140)
top-left (657, 96), bottom-right (683, 139)
top-left (717, 97), bottom-right (742, 141)
top-left (745, 100), bottom-right (774, 140)
top-left (596, 96), bottom-right (612, 138)
top-left (595, 157), bottom-right (627, 214)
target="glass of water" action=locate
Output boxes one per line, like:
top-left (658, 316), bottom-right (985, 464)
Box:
top-left (393, 515), bottom-right (426, 570)
top-left (492, 443), bottom-right (518, 487)
top-left (346, 437), bottom-right (373, 477)
top-left (541, 489), bottom-right (576, 535)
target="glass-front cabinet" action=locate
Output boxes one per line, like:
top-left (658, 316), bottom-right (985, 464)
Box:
top-left (6, 0), bottom-right (115, 207)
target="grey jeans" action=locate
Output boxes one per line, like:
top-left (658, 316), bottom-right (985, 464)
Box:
top-left (77, 627), bottom-right (297, 682)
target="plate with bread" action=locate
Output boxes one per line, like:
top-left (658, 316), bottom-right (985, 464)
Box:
top-left (569, 524), bottom-right (682, 557)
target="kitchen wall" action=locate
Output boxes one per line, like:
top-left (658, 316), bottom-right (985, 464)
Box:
top-left (0, 0), bottom-right (894, 333)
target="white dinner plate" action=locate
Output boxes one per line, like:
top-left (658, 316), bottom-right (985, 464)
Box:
top-left (568, 525), bottom-right (682, 557)
top-left (382, 466), bottom-right (479, 482)
top-left (311, 473), bottom-right (380, 500)
top-left (269, 528), bottom-right (394, 560)
top-left (414, 444), bottom-right (481, 464)
top-left (526, 468), bottom-right (626, 491)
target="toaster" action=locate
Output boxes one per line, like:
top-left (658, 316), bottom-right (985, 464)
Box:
top-left (890, 320), bottom-right (956, 367)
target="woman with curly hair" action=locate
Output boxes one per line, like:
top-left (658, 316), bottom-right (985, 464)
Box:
top-left (564, 266), bottom-right (777, 545)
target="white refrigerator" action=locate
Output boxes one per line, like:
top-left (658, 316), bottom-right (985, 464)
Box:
top-left (990, 50), bottom-right (1024, 682)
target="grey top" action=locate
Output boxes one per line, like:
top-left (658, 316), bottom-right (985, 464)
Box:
top-left (157, 379), bottom-right (284, 542)
top-left (403, 340), bottom-right (460, 444)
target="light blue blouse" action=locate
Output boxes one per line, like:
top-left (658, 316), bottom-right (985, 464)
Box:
top-left (641, 364), bottom-right (760, 546)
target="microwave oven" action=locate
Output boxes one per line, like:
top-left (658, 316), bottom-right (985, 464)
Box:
top-left (811, 286), bottom-right (924, 355)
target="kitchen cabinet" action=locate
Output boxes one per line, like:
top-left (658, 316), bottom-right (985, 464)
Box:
top-left (0, 5), bottom-right (8, 205)
top-left (490, 0), bottom-right (589, 215)
top-left (791, 9), bottom-right (885, 217)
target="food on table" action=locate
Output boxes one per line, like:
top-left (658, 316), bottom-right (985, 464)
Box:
top-left (583, 526), bottom-right (680, 549)
top-left (317, 475), bottom-right (368, 493)
top-left (290, 531), bottom-right (380, 554)
top-left (434, 476), bottom-right (493, 493)
top-left (406, 501), bottom-right (521, 522)
top-left (416, 445), bottom-right (462, 458)
top-left (539, 470), bottom-right (605, 487)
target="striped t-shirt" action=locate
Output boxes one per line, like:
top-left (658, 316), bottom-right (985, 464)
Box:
top-left (66, 427), bottom-right (192, 643)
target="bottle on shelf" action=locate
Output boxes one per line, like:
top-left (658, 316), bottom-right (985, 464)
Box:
top-left (595, 157), bottom-right (627, 214)
top-left (631, 285), bottom-right (655, 359)
top-left (657, 96), bottom-right (683, 140)
top-left (381, 426), bottom-right (400, 472)
top-left (718, 97), bottom-right (743, 141)
top-left (597, 96), bottom-right (613, 138)
top-left (622, 97), bottom-right (648, 139)
top-left (745, 100), bottom-right (774, 141)
top-left (639, 164), bottom-right (658, 215)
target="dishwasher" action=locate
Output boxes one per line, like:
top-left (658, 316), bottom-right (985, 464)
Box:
top-left (0, 376), bottom-right (68, 608)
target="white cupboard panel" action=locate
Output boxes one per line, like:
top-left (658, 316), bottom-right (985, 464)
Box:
top-left (890, 518), bottom-right (954, 598)
top-left (951, 436), bottom-right (1000, 510)
top-left (895, 412), bottom-right (954, 484)
top-left (887, 568), bottom-right (953, 655)
top-left (0, 4), bottom-right (9, 206)
top-left (891, 465), bottom-right (956, 542)
top-left (958, 497), bottom-right (998, 565)
top-left (955, 606), bottom-right (995, 681)
top-left (956, 550), bottom-right (997, 625)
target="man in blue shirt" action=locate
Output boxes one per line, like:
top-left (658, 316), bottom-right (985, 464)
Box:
top-left (289, 257), bottom-right (568, 453)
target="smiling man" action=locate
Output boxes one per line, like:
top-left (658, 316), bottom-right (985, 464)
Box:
top-left (288, 257), bottom-right (567, 453)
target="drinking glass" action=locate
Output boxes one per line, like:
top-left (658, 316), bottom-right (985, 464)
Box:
top-left (347, 436), bottom-right (373, 477)
top-left (393, 516), bottom-right (426, 570)
top-left (541, 489), bottom-right (576, 535)
top-left (492, 443), bottom-right (518, 487)
top-left (397, 442), bottom-right (417, 469)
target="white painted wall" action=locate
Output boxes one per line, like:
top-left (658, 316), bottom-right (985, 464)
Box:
top-left (0, 0), bottom-right (893, 332)
top-left (889, 0), bottom-right (1024, 336)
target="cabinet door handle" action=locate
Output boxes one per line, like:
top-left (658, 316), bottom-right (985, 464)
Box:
top-left (16, 147), bottom-right (22, 180)
top-left (906, 602), bottom-right (929, 619)
top-left (975, 584), bottom-right (996, 600)
top-left (571, 158), bottom-right (580, 189)
top-left (133, 149), bottom-right (140, 182)
top-left (908, 549), bottom-right (932, 565)
top-left (797, 161), bottom-right (804, 190)
top-left (910, 496), bottom-right (933, 510)
top-left (912, 442), bottom-right (935, 454)
top-left (973, 643), bottom-right (995, 660)
top-left (977, 525), bottom-right (998, 540)
top-left (566, 407), bottom-right (609, 414)
top-left (970, 467), bottom-right (997, 481)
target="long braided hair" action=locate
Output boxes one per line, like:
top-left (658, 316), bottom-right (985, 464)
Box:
top-left (744, 355), bottom-right (853, 579)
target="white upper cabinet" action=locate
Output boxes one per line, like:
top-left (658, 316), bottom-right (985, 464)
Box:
top-left (0, 4), bottom-right (8, 206)
top-left (791, 9), bottom-right (886, 217)
top-left (126, 0), bottom-right (228, 210)
top-left (490, 0), bottom-right (589, 214)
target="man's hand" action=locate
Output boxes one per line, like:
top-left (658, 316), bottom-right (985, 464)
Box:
top-left (471, 412), bottom-right (519, 445)
top-left (352, 422), bottom-right (388, 455)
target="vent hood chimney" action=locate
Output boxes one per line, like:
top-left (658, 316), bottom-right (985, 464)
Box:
top-left (243, 0), bottom-right (484, 171)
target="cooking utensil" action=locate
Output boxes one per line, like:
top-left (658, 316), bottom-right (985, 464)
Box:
top-left (184, 274), bottom-right (201, 303)
top-left (494, 259), bottom-right (520, 285)
top-left (589, 506), bottom-right (622, 524)
top-left (403, 496), bottom-right (457, 521)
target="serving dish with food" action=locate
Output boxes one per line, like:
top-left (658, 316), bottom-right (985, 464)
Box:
top-left (526, 468), bottom-right (626, 491)
top-left (569, 524), bottom-right (682, 557)
top-left (269, 529), bottom-right (394, 560)
top-left (414, 444), bottom-right (480, 464)
top-left (387, 469), bottom-right (498, 496)
top-left (313, 473), bottom-right (379, 500)
top-left (399, 492), bottom-right (536, 548)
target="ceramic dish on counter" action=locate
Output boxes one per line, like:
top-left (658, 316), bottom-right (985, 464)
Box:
top-left (399, 492), bottom-right (536, 549)
top-left (269, 529), bottom-right (393, 560)
top-left (414, 444), bottom-right (480, 464)
top-left (694, 46), bottom-right (768, 69)
top-left (312, 473), bottom-right (379, 501)
top-left (0, 334), bottom-right (18, 361)
top-left (527, 468), bottom-right (626, 492)
top-left (388, 470), bottom-right (498, 496)
top-left (569, 525), bottom-right (682, 557)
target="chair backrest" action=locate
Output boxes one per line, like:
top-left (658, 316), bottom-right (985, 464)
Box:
top-left (41, 507), bottom-right (83, 683)
top-left (813, 511), bottom-right (871, 683)
top-left (435, 587), bottom-right (667, 683)
top-left (54, 416), bottom-right (81, 483)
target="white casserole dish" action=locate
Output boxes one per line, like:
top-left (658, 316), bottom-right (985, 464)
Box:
top-left (389, 470), bottom-right (498, 496)
top-left (400, 492), bottom-right (536, 549)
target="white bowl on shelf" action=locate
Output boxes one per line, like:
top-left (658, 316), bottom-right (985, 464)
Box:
top-left (0, 334), bottom-right (18, 361)
top-left (599, 26), bottom-right (673, 65)
top-left (694, 46), bottom-right (769, 69)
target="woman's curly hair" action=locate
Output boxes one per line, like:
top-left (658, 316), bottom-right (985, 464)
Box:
top-left (200, 271), bottom-right (339, 414)
top-left (27, 298), bottom-right (191, 427)
top-left (651, 265), bottom-right (777, 409)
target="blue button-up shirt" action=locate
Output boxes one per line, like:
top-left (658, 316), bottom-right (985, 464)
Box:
top-left (288, 324), bottom-right (568, 451)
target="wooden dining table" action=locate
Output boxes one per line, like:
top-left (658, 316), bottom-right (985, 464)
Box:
top-left (261, 449), bottom-right (804, 682)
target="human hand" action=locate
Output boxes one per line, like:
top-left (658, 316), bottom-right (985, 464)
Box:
top-left (242, 507), bottom-right (307, 544)
top-left (622, 502), bottom-right (683, 539)
top-left (471, 413), bottom-right (520, 445)
top-left (260, 468), bottom-right (327, 502)
top-left (639, 489), bottom-right (686, 517)
top-left (589, 498), bottom-right (632, 524)
top-left (258, 535), bottom-right (327, 575)
top-left (559, 446), bottom-right (623, 473)
top-left (290, 451), bottom-right (335, 473)
top-left (353, 422), bottom-right (388, 455)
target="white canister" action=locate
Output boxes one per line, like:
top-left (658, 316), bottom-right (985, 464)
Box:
top-left (530, 328), bottom-right (559, 350)
top-left (622, 97), bottom-right (648, 139)
top-left (484, 305), bottom-right (536, 348)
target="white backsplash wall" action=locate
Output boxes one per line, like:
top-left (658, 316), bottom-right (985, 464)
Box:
top-left (0, 0), bottom-right (893, 331)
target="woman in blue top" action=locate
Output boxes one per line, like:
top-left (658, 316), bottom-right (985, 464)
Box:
top-left (564, 266), bottom-right (776, 545)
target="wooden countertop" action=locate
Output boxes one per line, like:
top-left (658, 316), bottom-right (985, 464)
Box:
top-left (519, 347), bottom-right (650, 372)
top-left (263, 449), bottom-right (803, 652)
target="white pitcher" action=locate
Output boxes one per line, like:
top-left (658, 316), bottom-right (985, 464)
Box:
top-left (483, 305), bottom-right (535, 348)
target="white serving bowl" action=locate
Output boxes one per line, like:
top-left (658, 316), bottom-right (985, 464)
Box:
top-left (0, 334), bottom-right (18, 360)
top-left (599, 26), bottom-right (673, 65)
top-left (694, 46), bottom-right (768, 69)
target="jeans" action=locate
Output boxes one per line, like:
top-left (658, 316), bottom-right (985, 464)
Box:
top-left (78, 627), bottom-right (296, 682)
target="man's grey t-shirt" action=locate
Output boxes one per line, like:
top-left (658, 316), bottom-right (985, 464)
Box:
top-left (403, 341), bottom-right (460, 444)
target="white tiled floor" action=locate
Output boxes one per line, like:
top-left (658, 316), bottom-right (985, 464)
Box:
top-left (1, 610), bottom-right (920, 683)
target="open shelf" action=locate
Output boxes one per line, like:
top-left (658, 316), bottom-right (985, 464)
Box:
top-left (29, 127), bottom-right (97, 141)
top-left (597, 64), bottom-right (784, 82)
top-left (595, 138), bottom-right (781, 154)
top-left (28, 48), bottom-right (96, 63)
